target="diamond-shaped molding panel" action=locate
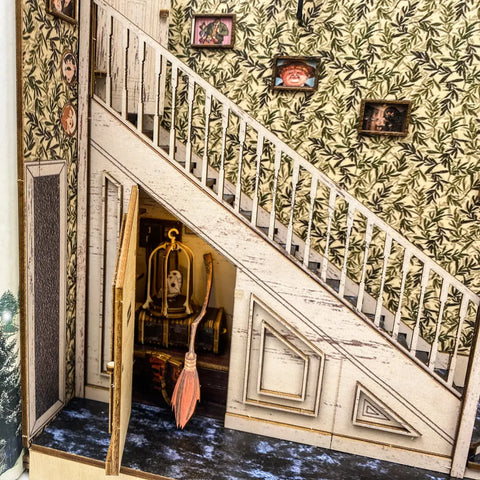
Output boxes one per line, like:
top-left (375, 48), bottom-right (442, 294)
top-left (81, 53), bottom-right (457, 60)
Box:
top-left (352, 383), bottom-right (421, 437)
top-left (243, 296), bottom-right (324, 416)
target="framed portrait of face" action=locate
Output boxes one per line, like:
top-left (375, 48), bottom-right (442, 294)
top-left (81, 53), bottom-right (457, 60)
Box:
top-left (272, 56), bottom-right (319, 92)
top-left (61, 103), bottom-right (77, 136)
top-left (48, 0), bottom-right (76, 24)
top-left (60, 51), bottom-right (77, 86)
top-left (358, 100), bottom-right (412, 137)
top-left (191, 14), bottom-right (236, 48)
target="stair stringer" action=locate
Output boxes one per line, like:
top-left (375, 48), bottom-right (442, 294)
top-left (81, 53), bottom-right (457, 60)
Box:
top-left (90, 100), bottom-right (461, 474)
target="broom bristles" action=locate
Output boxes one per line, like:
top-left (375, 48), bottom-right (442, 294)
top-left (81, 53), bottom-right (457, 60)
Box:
top-left (171, 352), bottom-right (200, 429)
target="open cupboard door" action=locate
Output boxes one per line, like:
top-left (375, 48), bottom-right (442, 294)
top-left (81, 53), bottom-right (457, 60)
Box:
top-left (105, 185), bottom-right (139, 476)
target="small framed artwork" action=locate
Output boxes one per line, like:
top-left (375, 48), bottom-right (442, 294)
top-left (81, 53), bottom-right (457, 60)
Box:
top-left (60, 51), bottom-right (77, 86)
top-left (61, 103), bottom-right (77, 136)
top-left (48, 0), bottom-right (76, 24)
top-left (271, 56), bottom-right (319, 92)
top-left (358, 100), bottom-right (412, 136)
top-left (191, 14), bottom-right (236, 48)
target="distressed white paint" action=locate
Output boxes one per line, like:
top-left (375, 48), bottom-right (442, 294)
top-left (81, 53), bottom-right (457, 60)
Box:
top-left (89, 103), bottom-right (465, 473)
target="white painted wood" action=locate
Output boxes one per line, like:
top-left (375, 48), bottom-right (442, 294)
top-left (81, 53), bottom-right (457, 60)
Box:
top-left (374, 234), bottom-right (392, 327)
top-left (448, 296), bottom-right (470, 385)
top-left (320, 189), bottom-right (336, 283)
top-left (285, 163), bottom-right (300, 255)
top-left (302, 176), bottom-right (318, 268)
top-left (184, 77), bottom-right (195, 173)
top-left (201, 92), bottom-right (212, 185)
top-left (410, 266), bottom-right (430, 354)
top-left (392, 250), bottom-right (412, 340)
top-left (268, 147), bottom-right (282, 240)
top-left (234, 120), bottom-right (247, 213)
top-left (338, 203), bottom-right (354, 298)
top-left (217, 105), bottom-right (229, 202)
top-left (251, 134), bottom-right (264, 228)
top-left (356, 218), bottom-right (373, 312)
top-left (168, 65), bottom-right (178, 162)
top-left (429, 281), bottom-right (450, 370)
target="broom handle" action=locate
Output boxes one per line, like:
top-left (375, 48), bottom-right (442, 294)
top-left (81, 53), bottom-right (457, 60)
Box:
top-left (187, 253), bottom-right (213, 355)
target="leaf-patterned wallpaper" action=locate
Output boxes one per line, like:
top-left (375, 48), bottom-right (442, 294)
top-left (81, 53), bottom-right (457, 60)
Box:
top-left (22, 0), bottom-right (78, 399)
top-left (168, 0), bottom-right (480, 350)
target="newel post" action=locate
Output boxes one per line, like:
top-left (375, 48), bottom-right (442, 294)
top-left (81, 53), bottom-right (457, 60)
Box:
top-left (450, 305), bottom-right (480, 478)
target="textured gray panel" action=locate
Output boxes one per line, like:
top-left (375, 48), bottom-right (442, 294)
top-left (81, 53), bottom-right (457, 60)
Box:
top-left (34, 175), bottom-right (60, 420)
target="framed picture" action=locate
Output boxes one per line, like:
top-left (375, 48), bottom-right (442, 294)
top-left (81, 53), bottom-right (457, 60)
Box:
top-left (61, 103), bottom-right (77, 136)
top-left (191, 14), bottom-right (236, 48)
top-left (48, 0), bottom-right (76, 24)
top-left (60, 51), bottom-right (77, 86)
top-left (358, 100), bottom-right (412, 136)
top-left (271, 56), bottom-right (319, 92)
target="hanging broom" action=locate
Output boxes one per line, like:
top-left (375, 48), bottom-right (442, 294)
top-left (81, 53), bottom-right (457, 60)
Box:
top-left (171, 252), bottom-right (213, 428)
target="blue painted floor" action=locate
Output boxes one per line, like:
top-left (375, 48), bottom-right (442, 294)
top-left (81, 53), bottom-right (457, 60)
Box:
top-left (32, 397), bottom-right (465, 480)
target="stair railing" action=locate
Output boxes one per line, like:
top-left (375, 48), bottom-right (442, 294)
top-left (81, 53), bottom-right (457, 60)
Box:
top-left (91, 0), bottom-right (479, 393)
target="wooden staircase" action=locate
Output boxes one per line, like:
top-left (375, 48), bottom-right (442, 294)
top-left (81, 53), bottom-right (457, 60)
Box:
top-left (88, 1), bottom-right (480, 477)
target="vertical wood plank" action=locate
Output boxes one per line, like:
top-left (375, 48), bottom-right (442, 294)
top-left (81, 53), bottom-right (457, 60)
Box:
top-left (447, 295), bottom-right (470, 385)
top-left (428, 280), bottom-right (450, 370)
top-left (320, 189), bottom-right (337, 283)
top-left (168, 65), bottom-right (178, 162)
top-left (153, 53), bottom-right (161, 146)
top-left (106, 14), bottom-right (113, 107)
top-left (357, 219), bottom-right (373, 312)
top-left (137, 40), bottom-right (146, 134)
top-left (201, 92), bottom-right (212, 186)
top-left (374, 234), bottom-right (392, 327)
top-left (285, 162), bottom-right (300, 255)
top-left (268, 147), bottom-right (282, 240)
top-left (410, 266), bottom-right (430, 354)
top-left (234, 119), bottom-right (247, 212)
top-left (251, 133), bottom-right (264, 227)
top-left (338, 203), bottom-right (355, 298)
top-left (392, 249), bottom-right (412, 340)
top-left (303, 176), bottom-right (318, 268)
top-left (217, 105), bottom-right (229, 201)
top-left (185, 77), bottom-right (196, 173)
top-left (121, 28), bottom-right (129, 119)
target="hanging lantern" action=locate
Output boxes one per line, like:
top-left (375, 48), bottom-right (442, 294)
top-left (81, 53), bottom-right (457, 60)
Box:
top-left (142, 228), bottom-right (194, 319)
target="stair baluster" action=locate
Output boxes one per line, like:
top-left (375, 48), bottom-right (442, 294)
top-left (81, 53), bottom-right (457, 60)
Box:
top-left (356, 219), bottom-right (373, 313)
top-left (153, 53), bottom-right (161, 147)
top-left (448, 295), bottom-right (470, 385)
top-left (268, 147), bottom-right (282, 240)
top-left (338, 203), bottom-right (355, 298)
top-left (302, 177), bottom-right (318, 269)
top-left (169, 65), bottom-right (178, 163)
top-left (185, 77), bottom-right (196, 173)
top-left (106, 14), bottom-right (113, 108)
top-left (201, 92), bottom-right (212, 186)
top-left (392, 250), bottom-right (412, 341)
top-left (251, 134), bottom-right (264, 228)
top-left (217, 105), bottom-right (229, 202)
top-left (137, 40), bottom-right (146, 134)
top-left (410, 266), bottom-right (430, 354)
top-left (121, 27), bottom-right (129, 119)
top-left (285, 163), bottom-right (300, 255)
top-left (320, 189), bottom-right (336, 283)
top-left (234, 120), bottom-right (247, 213)
top-left (374, 234), bottom-right (392, 328)
top-left (429, 281), bottom-right (450, 371)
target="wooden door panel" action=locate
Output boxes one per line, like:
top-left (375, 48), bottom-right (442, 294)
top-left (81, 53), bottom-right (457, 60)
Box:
top-left (105, 185), bottom-right (138, 476)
